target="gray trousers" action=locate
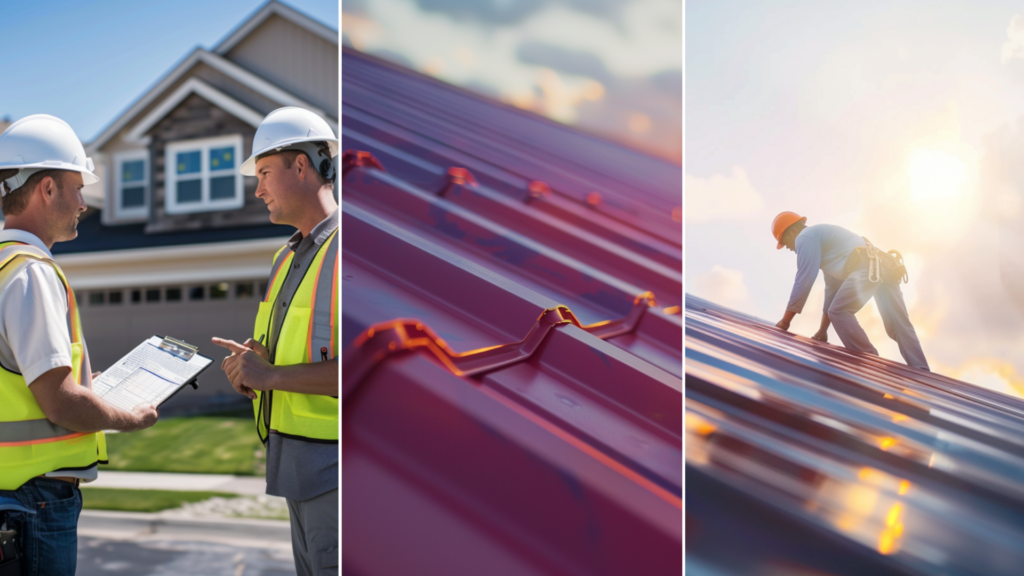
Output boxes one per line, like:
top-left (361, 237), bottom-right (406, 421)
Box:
top-left (287, 488), bottom-right (339, 576)
top-left (828, 267), bottom-right (930, 371)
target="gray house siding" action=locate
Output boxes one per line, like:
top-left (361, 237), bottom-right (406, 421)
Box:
top-left (191, 62), bottom-right (285, 117)
top-left (224, 14), bottom-right (338, 114)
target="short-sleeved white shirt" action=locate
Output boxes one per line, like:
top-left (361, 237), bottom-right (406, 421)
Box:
top-left (0, 229), bottom-right (97, 481)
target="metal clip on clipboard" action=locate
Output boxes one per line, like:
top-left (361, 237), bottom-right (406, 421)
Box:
top-left (158, 336), bottom-right (200, 390)
top-left (158, 336), bottom-right (198, 361)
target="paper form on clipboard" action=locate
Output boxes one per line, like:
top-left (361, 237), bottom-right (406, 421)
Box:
top-left (92, 336), bottom-right (213, 411)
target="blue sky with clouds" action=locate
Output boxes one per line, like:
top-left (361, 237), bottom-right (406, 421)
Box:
top-left (0, 0), bottom-right (337, 143)
top-left (688, 0), bottom-right (1024, 396)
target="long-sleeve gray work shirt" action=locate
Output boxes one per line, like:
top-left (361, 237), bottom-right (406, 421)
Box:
top-left (786, 224), bottom-right (865, 314)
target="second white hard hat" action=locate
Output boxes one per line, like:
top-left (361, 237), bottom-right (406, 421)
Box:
top-left (239, 107), bottom-right (339, 177)
top-left (0, 114), bottom-right (98, 196)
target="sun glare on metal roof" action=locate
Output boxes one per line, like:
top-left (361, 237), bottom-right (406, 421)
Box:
top-left (908, 149), bottom-right (966, 201)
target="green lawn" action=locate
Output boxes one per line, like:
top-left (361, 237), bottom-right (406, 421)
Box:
top-left (100, 416), bottom-right (265, 475)
top-left (81, 488), bottom-right (237, 513)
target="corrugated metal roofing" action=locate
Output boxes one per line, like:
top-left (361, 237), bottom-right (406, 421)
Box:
top-left (686, 294), bottom-right (1024, 576)
top-left (340, 47), bottom-right (682, 575)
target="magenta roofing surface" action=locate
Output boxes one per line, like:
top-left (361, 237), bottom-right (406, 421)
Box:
top-left (687, 294), bottom-right (1024, 576)
top-left (340, 47), bottom-right (682, 575)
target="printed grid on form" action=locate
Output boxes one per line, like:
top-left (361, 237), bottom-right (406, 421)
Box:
top-left (101, 368), bottom-right (179, 411)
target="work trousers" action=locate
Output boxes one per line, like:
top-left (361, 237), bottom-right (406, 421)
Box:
top-left (0, 478), bottom-right (81, 576)
top-left (828, 267), bottom-right (930, 371)
top-left (288, 488), bottom-right (339, 576)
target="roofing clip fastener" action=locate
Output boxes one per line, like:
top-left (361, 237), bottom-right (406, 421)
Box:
top-left (437, 167), bottom-right (478, 196)
top-left (525, 181), bottom-right (551, 203)
top-left (341, 150), bottom-right (386, 177)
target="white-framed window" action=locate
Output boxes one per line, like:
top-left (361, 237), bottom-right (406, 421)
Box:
top-left (164, 135), bottom-right (245, 214)
top-left (114, 150), bottom-right (149, 219)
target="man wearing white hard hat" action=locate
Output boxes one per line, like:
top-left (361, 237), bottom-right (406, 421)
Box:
top-left (0, 115), bottom-right (158, 575)
top-left (212, 107), bottom-right (338, 575)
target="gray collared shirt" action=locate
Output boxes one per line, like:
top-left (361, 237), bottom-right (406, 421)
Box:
top-left (265, 208), bottom-right (339, 501)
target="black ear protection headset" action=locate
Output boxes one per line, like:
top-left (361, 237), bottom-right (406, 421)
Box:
top-left (313, 142), bottom-right (336, 182)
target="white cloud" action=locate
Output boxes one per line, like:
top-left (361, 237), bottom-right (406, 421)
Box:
top-left (1001, 15), bottom-right (1024, 63)
top-left (685, 166), bottom-right (763, 223)
top-left (691, 266), bottom-right (750, 310)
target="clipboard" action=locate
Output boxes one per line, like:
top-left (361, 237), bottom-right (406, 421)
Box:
top-left (93, 335), bottom-right (214, 411)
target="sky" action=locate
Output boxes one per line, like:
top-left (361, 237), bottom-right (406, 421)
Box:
top-left (0, 0), bottom-right (337, 143)
top-left (687, 0), bottom-right (1024, 398)
top-left (341, 0), bottom-right (682, 163)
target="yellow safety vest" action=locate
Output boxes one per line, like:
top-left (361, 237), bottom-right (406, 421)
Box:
top-left (0, 242), bottom-right (107, 490)
top-left (253, 229), bottom-right (338, 444)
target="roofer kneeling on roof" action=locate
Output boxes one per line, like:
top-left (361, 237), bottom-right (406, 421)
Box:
top-left (772, 211), bottom-right (930, 371)
top-left (211, 107), bottom-right (338, 576)
top-left (0, 115), bottom-right (159, 576)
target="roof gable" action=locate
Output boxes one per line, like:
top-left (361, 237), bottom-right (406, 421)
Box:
top-left (125, 78), bottom-right (264, 143)
top-left (213, 0), bottom-right (336, 55)
top-left (88, 48), bottom-right (330, 153)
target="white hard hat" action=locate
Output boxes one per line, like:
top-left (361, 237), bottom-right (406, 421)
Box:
top-left (240, 107), bottom-right (339, 177)
top-left (0, 114), bottom-right (98, 196)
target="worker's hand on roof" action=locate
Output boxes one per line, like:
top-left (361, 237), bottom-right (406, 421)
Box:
top-left (812, 330), bottom-right (828, 342)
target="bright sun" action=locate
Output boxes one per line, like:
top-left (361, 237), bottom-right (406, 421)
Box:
top-left (908, 149), bottom-right (966, 201)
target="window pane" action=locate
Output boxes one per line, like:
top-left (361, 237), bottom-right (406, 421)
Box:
top-left (189, 286), bottom-right (204, 301)
top-left (235, 282), bottom-right (254, 298)
top-left (122, 160), bottom-right (145, 182)
top-left (210, 283), bottom-right (229, 299)
top-left (108, 291), bottom-right (123, 305)
top-left (146, 288), bottom-right (161, 303)
top-left (166, 287), bottom-right (182, 302)
top-left (210, 147), bottom-right (234, 170)
top-left (176, 151), bottom-right (201, 174)
top-left (177, 179), bottom-right (201, 203)
top-left (89, 292), bottom-right (104, 305)
top-left (131, 290), bottom-right (141, 303)
top-left (210, 175), bottom-right (235, 200)
top-left (122, 186), bottom-right (145, 208)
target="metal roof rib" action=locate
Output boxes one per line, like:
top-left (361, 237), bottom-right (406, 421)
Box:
top-left (342, 47), bottom-right (682, 575)
top-left (341, 116), bottom-right (683, 282)
top-left (341, 56), bottom-right (682, 245)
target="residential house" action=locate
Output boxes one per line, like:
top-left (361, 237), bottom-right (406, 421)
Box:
top-left (49, 0), bottom-right (338, 414)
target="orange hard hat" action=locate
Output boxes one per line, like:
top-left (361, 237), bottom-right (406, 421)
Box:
top-left (772, 211), bottom-right (807, 249)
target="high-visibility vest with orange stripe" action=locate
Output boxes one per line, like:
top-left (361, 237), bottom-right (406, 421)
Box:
top-left (253, 229), bottom-right (338, 444)
top-left (0, 242), bottom-right (107, 490)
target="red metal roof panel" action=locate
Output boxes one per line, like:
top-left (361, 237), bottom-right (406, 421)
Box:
top-left (342, 47), bottom-right (682, 575)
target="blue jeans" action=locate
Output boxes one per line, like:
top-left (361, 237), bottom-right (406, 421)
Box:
top-left (0, 478), bottom-right (82, 576)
